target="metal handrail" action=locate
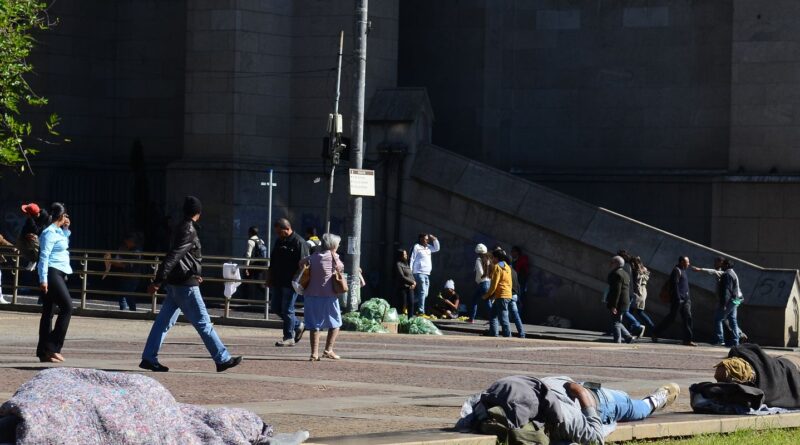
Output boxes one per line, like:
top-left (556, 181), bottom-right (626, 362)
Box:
top-left (0, 245), bottom-right (272, 319)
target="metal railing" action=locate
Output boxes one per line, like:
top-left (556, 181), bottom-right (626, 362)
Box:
top-left (0, 245), bottom-right (272, 319)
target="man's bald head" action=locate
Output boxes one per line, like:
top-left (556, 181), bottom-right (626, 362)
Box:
top-left (274, 218), bottom-right (293, 239)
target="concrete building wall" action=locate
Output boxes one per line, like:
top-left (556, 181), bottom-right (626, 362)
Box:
top-left (399, 0), bottom-right (732, 171)
top-left (730, 0), bottom-right (800, 172)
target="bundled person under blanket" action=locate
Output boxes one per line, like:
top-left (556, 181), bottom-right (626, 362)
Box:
top-left (690, 343), bottom-right (800, 414)
top-left (457, 374), bottom-right (679, 444)
top-left (430, 279), bottom-right (460, 319)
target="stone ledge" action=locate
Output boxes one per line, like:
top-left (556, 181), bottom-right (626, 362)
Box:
top-left (306, 430), bottom-right (495, 445)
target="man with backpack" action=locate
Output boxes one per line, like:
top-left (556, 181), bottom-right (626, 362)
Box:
top-left (244, 226), bottom-right (267, 300)
top-left (652, 256), bottom-right (697, 346)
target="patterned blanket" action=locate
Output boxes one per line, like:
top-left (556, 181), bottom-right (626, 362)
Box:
top-left (0, 368), bottom-right (285, 445)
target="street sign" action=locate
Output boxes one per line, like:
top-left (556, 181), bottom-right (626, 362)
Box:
top-left (349, 168), bottom-right (375, 196)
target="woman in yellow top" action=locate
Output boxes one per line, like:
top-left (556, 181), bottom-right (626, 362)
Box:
top-left (483, 248), bottom-right (513, 337)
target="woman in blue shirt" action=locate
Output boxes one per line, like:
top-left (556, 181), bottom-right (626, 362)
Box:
top-left (36, 203), bottom-right (73, 363)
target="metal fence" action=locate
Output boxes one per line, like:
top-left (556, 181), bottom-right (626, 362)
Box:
top-left (0, 246), bottom-right (272, 319)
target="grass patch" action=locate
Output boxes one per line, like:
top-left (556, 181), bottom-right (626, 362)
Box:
top-left (618, 428), bottom-right (800, 444)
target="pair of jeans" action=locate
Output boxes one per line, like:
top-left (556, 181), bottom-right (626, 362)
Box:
top-left (509, 294), bottom-right (525, 337)
top-left (396, 287), bottom-right (414, 315)
top-left (413, 273), bottom-right (430, 314)
top-left (117, 278), bottom-right (139, 311)
top-left (488, 298), bottom-right (511, 337)
top-left (596, 388), bottom-right (653, 424)
top-left (622, 302), bottom-right (642, 330)
top-left (611, 309), bottom-right (632, 343)
top-left (715, 305), bottom-right (739, 345)
top-left (142, 285), bottom-right (231, 364)
top-left (271, 286), bottom-right (301, 340)
top-left (630, 307), bottom-right (656, 331)
top-left (37, 268), bottom-right (72, 357)
top-left (469, 281), bottom-right (491, 320)
top-left (654, 298), bottom-right (694, 342)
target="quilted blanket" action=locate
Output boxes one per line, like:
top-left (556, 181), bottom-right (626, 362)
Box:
top-left (0, 367), bottom-right (289, 445)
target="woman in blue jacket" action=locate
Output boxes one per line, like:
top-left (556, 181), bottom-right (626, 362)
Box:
top-left (36, 203), bottom-right (73, 363)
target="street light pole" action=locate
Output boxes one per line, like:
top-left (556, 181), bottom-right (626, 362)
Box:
top-left (345, 0), bottom-right (368, 311)
top-left (260, 169), bottom-right (276, 319)
top-left (324, 31), bottom-right (346, 235)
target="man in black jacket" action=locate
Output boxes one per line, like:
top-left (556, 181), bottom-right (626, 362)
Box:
top-left (269, 218), bottom-right (309, 347)
top-left (140, 196), bottom-right (242, 372)
top-left (652, 256), bottom-right (697, 346)
top-left (607, 256), bottom-right (634, 343)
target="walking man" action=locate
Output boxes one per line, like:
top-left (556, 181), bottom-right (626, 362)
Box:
top-left (140, 196), bottom-right (242, 372)
top-left (652, 256), bottom-right (696, 346)
top-left (409, 233), bottom-right (440, 315)
top-left (693, 257), bottom-right (743, 346)
top-left (269, 218), bottom-right (309, 347)
top-left (607, 255), bottom-right (634, 343)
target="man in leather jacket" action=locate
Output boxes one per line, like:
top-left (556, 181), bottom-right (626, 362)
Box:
top-left (139, 196), bottom-right (242, 372)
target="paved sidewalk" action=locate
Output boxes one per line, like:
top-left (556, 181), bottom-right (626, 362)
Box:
top-left (1, 310), bottom-right (797, 443)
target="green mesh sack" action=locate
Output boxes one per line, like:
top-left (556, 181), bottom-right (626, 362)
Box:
top-left (359, 318), bottom-right (390, 333)
top-left (359, 298), bottom-right (391, 321)
top-left (341, 312), bottom-right (364, 331)
top-left (383, 307), bottom-right (399, 322)
top-left (398, 314), bottom-right (411, 333)
top-left (407, 317), bottom-right (442, 335)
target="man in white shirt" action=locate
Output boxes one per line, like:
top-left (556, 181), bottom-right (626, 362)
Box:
top-left (409, 233), bottom-right (440, 315)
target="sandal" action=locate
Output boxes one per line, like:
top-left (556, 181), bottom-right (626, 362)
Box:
top-left (309, 355), bottom-right (320, 362)
top-left (322, 350), bottom-right (340, 360)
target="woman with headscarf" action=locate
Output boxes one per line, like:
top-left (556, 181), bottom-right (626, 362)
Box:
top-left (36, 203), bottom-right (73, 363)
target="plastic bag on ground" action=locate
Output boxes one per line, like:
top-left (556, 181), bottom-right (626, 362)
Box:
top-left (383, 307), bottom-right (399, 323)
top-left (396, 316), bottom-right (442, 335)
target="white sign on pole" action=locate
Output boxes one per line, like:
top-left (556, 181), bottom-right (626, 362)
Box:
top-left (349, 168), bottom-right (375, 196)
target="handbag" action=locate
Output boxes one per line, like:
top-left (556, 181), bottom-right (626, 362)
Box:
top-left (333, 269), bottom-right (349, 294)
top-left (292, 263), bottom-right (310, 295)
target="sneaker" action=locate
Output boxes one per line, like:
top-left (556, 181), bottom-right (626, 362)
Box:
top-left (216, 356), bottom-right (243, 372)
top-left (647, 383), bottom-right (680, 412)
top-left (624, 336), bottom-right (636, 344)
top-left (0, 295), bottom-right (9, 304)
top-left (294, 322), bottom-right (306, 343)
top-left (682, 341), bottom-right (698, 347)
top-left (275, 338), bottom-right (295, 347)
top-left (635, 325), bottom-right (646, 339)
top-left (139, 359), bottom-right (169, 372)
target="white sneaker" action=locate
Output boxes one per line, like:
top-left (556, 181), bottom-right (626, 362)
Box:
top-left (648, 383), bottom-right (680, 412)
top-left (0, 295), bottom-right (9, 304)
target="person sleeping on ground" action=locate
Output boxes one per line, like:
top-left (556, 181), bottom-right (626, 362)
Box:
top-left (456, 374), bottom-right (680, 445)
top-left (0, 367), bottom-right (309, 445)
top-left (690, 343), bottom-right (800, 414)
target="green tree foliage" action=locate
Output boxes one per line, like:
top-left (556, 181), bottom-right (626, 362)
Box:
top-left (0, 0), bottom-right (61, 172)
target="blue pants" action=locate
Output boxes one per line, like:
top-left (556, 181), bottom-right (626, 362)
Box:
top-left (469, 281), bottom-right (491, 320)
top-left (629, 306), bottom-right (655, 330)
top-left (623, 308), bottom-right (642, 330)
top-left (142, 285), bottom-right (231, 364)
top-left (272, 286), bottom-right (301, 340)
top-left (596, 388), bottom-right (653, 424)
top-left (489, 298), bottom-right (511, 337)
top-left (509, 294), bottom-right (525, 337)
top-left (715, 305), bottom-right (739, 346)
top-left (413, 273), bottom-right (430, 314)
